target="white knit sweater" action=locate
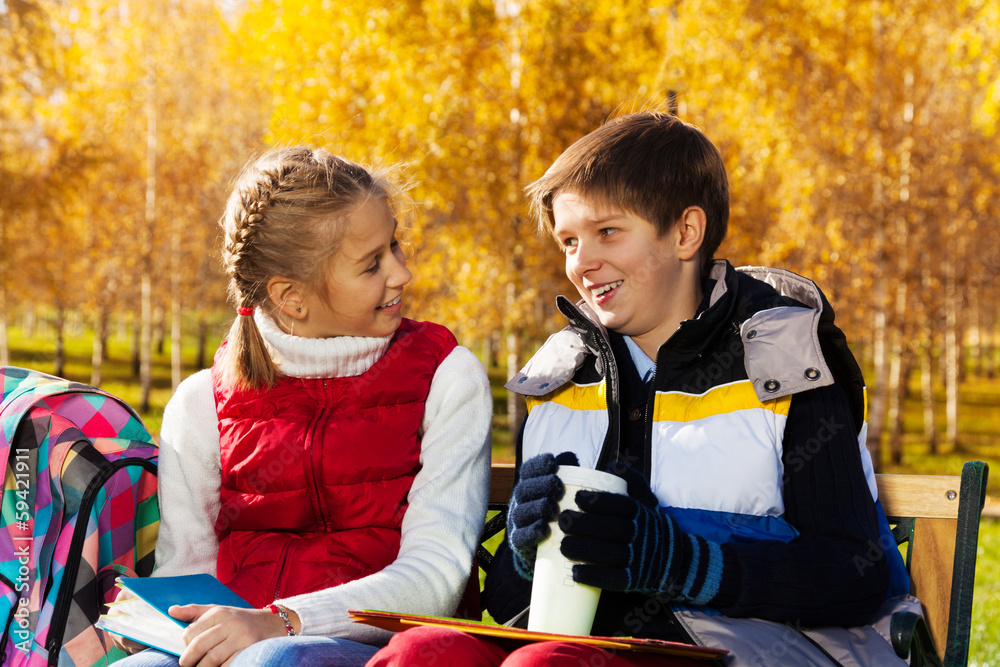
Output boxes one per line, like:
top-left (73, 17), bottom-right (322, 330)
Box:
top-left (152, 313), bottom-right (493, 642)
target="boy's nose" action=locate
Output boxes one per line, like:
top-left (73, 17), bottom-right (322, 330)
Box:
top-left (568, 241), bottom-right (601, 275)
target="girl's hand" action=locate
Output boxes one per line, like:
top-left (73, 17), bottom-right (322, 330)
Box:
top-left (108, 587), bottom-right (147, 654)
top-left (171, 604), bottom-right (299, 667)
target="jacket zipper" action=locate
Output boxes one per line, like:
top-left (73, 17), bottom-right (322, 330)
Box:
top-left (270, 540), bottom-right (294, 603)
top-left (557, 298), bottom-right (621, 470)
top-left (556, 299), bottom-right (706, 648)
top-left (45, 455), bottom-right (157, 663)
top-left (306, 394), bottom-right (329, 533)
top-left (642, 363), bottom-right (658, 481)
top-left (639, 349), bottom-right (704, 650)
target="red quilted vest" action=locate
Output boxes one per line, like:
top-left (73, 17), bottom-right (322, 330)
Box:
top-left (210, 319), bottom-right (457, 608)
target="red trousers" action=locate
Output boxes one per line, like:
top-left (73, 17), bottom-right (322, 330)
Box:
top-left (365, 626), bottom-right (704, 667)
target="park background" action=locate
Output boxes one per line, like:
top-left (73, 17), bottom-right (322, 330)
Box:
top-left (1, 0), bottom-right (999, 663)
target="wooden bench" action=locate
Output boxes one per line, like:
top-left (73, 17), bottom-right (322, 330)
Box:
top-left (481, 460), bottom-right (989, 667)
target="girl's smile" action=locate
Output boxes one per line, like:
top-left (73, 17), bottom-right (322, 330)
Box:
top-left (376, 295), bottom-right (403, 311)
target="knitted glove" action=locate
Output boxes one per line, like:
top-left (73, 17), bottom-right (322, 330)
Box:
top-left (559, 463), bottom-right (726, 605)
top-left (506, 451), bottom-right (580, 580)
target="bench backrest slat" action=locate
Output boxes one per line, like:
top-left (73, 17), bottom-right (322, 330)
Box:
top-left (489, 462), bottom-right (515, 505)
top-left (876, 473), bottom-right (962, 519)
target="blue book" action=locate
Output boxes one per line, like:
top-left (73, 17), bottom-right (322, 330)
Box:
top-left (96, 574), bottom-right (253, 657)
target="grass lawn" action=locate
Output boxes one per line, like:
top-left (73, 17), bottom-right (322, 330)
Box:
top-left (971, 517), bottom-right (1000, 666)
top-left (4, 325), bottom-right (999, 662)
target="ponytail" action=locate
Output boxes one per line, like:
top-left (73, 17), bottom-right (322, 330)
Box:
top-left (221, 312), bottom-right (280, 390)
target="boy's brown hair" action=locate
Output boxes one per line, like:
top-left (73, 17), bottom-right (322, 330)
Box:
top-left (526, 111), bottom-right (729, 273)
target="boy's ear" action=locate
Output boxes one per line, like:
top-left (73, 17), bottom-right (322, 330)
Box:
top-left (266, 276), bottom-right (307, 320)
top-left (676, 206), bottom-right (707, 261)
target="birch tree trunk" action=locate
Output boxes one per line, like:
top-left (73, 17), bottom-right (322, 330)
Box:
top-left (139, 56), bottom-right (156, 413)
top-left (140, 275), bottom-right (152, 411)
top-left (91, 309), bottom-right (108, 387)
top-left (23, 307), bottom-right (35, 338)
top-left (920, 342), bottom-right (938, 455)
top-left (197, 318), bottom-right (208, 370)
top-left (988, 323), bottom-right (998, 380)
top-left (170, 221), bottom-right (182, 390)
top-left (943, 244), bottom-right (959, 449)
top-left (506, 283), bottom-right (526, 437)
top-left (888, 350), bottom-right (913, 465)
top-left (54, 305), bottom-right (66, 379)
top-left (863, 0), bottom-right (887, 470)
top-left (968, 279), bottom-right (981, 378)
top-left (506, 330), bottom-right (526, 437)
top-left (132, 319), bottom-right (141, 378)
top-left (886, 74), bottom-right (914, 467)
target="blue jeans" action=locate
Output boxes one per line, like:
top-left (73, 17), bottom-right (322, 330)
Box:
top-left (114, 636), bottom-right (380, 667)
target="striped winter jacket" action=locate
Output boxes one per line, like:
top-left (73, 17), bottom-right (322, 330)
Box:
top-left (508, 261), bottom-right (872, 524)
top-left (504, 261), bottom-right (916, 666)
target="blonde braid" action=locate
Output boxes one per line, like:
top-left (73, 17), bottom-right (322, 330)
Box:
top-left (232, 159), bottom-right (300, 296)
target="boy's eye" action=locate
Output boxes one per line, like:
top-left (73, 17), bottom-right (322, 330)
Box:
top-left (600, 227), bottom-right (618, 237)
top-left (365, 259), bottom-right (380, 274)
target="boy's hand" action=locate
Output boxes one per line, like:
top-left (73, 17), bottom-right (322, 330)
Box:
top-left (172, 604), bottom-right (298, 667)
top-left (506, 451), bottom-right (579, 580)
top-left (559, 463), bottom-right (725, 604)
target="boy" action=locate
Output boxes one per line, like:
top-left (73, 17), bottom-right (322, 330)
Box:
top-left (369, 112), bottom-right (917, 666)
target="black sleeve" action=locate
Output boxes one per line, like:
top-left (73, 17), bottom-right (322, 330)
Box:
top-left (712, 381), bottom-right (890, 627)
top-left (482, 539), bottom-right (532, 624)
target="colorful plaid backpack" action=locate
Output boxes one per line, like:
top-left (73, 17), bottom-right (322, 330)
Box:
top-left (1, 367), bottom-right (158, 666)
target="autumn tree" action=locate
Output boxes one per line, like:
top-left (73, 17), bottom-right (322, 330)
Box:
top-left (0, 0), bottom-right (60, 365)
top-left (48, 0), bottom-right (264, 394)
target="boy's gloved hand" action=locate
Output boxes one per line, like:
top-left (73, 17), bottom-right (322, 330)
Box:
top-left (506, 451), bottom-right (580, 580)
top-left (559, 463), bottom-right (726, 605)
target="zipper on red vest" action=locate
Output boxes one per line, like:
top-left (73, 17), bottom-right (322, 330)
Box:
top-left (305, 399), bottom-right (332, 533)
top-left (270, 539), bottom-right (294, 603)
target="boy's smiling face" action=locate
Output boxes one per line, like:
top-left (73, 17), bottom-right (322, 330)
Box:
top-left (552, 191), bottom-right (704, 359)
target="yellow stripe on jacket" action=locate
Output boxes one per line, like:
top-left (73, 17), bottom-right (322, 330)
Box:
top-left (653, 380), bottom-right (791, 423)
top-left (525, 380), bottom-right (606, 413)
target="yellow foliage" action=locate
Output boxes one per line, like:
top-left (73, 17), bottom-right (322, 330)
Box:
top-left (2, 0), bottom-right (999, 365)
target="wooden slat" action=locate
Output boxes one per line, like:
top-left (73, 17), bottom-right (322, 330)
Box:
top-left (489, 463), bottom-right (515, 504)
top-left (910, 517), bottom-right (957, 658)
top-left (876, 473), bottom-right (962, 519)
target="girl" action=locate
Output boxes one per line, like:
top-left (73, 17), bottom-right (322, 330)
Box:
top-left (116, 147), bottom-right (493, 667)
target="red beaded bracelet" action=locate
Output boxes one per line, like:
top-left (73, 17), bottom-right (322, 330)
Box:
top-left (266, 603), bottom-right (296, 636)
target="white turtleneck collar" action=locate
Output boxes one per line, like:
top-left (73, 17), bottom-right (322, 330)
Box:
top-left (254, 310), bottom-right (394, 379)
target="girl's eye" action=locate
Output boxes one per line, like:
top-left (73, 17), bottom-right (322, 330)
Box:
top-left (365, 259), bottom-right (380, 274)
top-left (561, 237), bottom-right (578, 248)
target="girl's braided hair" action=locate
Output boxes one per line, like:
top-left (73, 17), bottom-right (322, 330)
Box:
top-left (220, 146), bottom-right (395, 389)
